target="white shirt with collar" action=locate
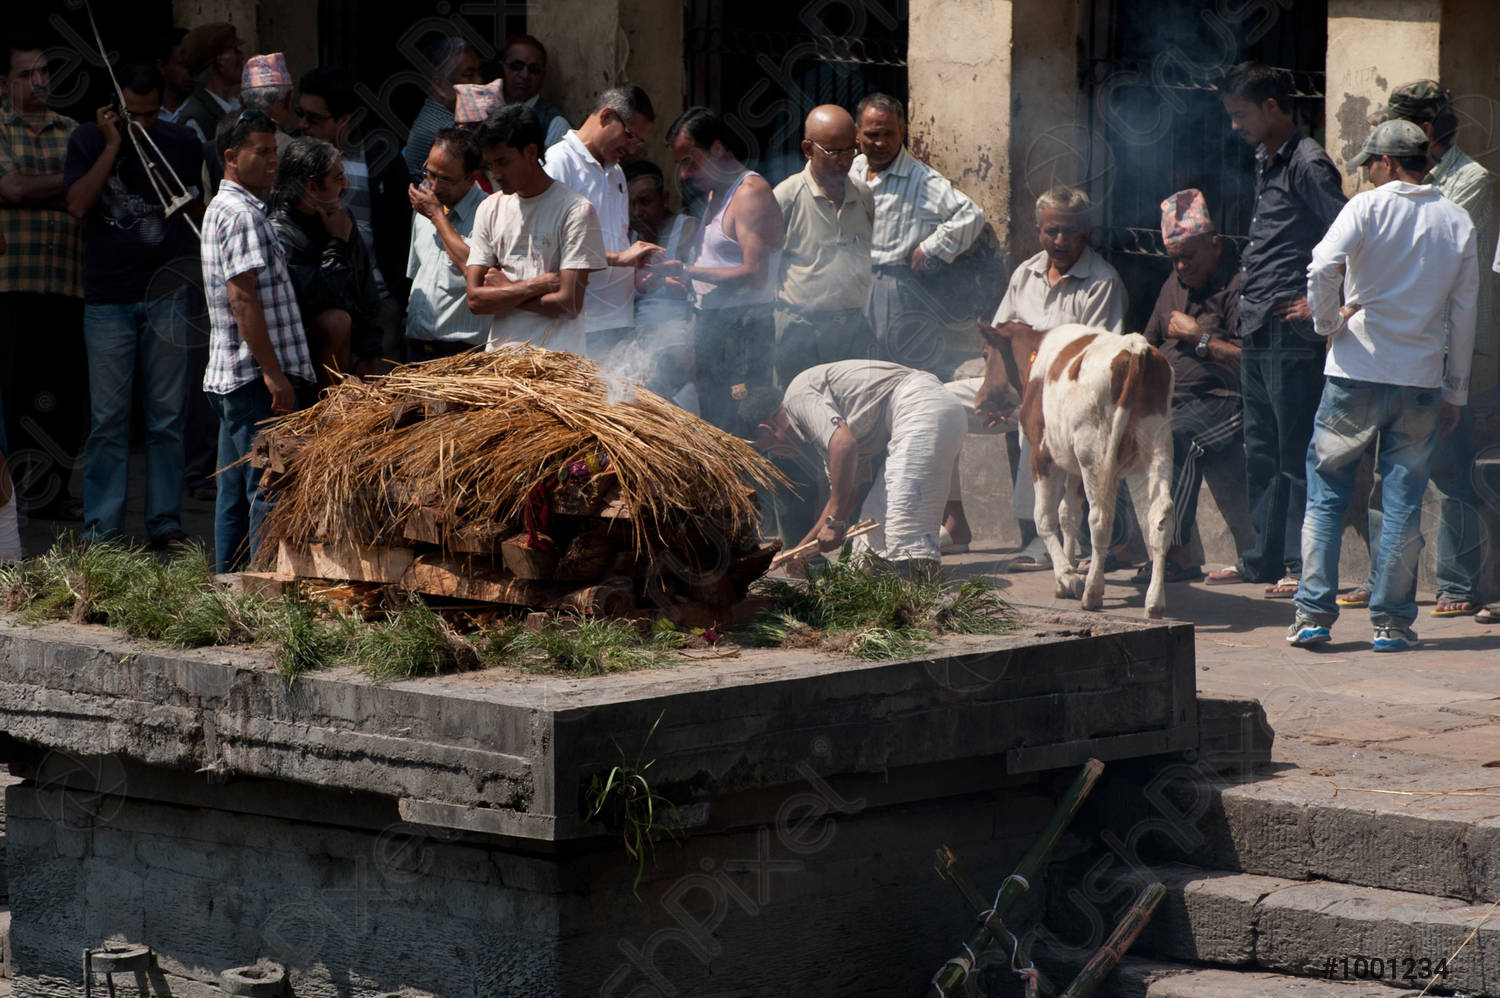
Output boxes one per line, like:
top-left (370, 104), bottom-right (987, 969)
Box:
top-left (992, 246), bottom-right (1127, 333)
top-left (544, 130), bottom-right (634, 334)
top-left (850, 147), bottom-right (985, 267)
top-left (1308, 179), bottom-right (1477, 405)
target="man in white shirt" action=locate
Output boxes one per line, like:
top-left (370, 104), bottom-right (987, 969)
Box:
top-left (543, 83), bottom-right (662, 369)
top-left (1288, 119), bottom-right (1478, 653)
top-left (851, 93), bottom-right (985, 363)
top-left (464, 105), bottom-right (605, 354)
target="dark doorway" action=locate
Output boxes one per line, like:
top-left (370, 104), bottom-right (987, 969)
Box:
top-left (316, 0), bottom-right (528, 155)
top-left (684, 0), bottom-right (907, 187)
top-left (18, 2), bottom-right (176, 122)
top-left (1080, 0), bottom-right (1330, 332)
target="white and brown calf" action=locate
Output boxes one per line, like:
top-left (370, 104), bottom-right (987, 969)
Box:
top-left (975, 321), bottom-right (1175, 618)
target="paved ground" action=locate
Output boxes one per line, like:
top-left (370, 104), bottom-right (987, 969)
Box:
top-left (950, 540), bottom-right (1500, 823)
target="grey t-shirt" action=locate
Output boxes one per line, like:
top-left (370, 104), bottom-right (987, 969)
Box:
top-left (781, 360), bottom-right (915, 481)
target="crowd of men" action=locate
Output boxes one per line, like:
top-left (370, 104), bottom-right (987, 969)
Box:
top-left (0, 25), bottom-right (1493, 647)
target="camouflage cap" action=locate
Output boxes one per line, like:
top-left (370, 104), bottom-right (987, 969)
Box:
top-left (1386, 79), bottom-right (1450, 122)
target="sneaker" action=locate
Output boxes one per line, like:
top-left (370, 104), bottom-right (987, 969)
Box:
top-left (1372, 625), bottom-right (1419, 652)
top-left (1286, 615), bottom-right (1331, 647)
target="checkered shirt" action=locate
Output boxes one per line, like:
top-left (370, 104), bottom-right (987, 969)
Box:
top-left (200, 180), bottom-right (315, 394)
top-left (0, 107), bottom-right (82, 296)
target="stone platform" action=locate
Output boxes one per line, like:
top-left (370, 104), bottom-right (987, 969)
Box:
top-left (0, 605), bottom-right (1196, 997)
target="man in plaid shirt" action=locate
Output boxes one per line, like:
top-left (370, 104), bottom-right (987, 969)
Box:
top-left (200, 110), bottom-right (316, 573)
top-left (0, 32), bottom-right (86, 520)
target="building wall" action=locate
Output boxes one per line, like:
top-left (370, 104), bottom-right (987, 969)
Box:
top-left (1324, 0), bottom-right (1441, 198)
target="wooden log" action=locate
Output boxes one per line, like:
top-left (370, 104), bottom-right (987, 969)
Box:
top-left (501, 534), bottom-right (558, 580)
top-left (726, 541), bottom-right (782, 592)
top-left (402, 506), bottom-right (446, 545)
top-left (230, 571), bottom-right (291, 600)
top-left (666, 595), bottom-right (767, 630)
top-left (276, 541), bottom-right (415, 584)
top-left (554, 529), bottom-right (616, 582)
top-left (561, 579), bottom-right (636, 616)
top-left (449, 521), bottom-right (512, 555)
top-left (401, 556), bottom-right (632, 614)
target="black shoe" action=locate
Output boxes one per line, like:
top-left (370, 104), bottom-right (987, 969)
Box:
top-left (149, 527), bottom-right (194, 553)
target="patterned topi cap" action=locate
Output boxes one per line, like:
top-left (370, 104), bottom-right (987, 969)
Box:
top-left (242, 52), bottom-right (291, 90)
top-left (454, 80), bottom-right (505, 125)
top-left (1159, 188), bottom-right (1215, 247)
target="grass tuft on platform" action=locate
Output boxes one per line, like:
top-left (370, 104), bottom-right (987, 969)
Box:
top-left (0, 540), bottom-right (1015, 679)
top-left (742, 551), bottom-right (1016, 659)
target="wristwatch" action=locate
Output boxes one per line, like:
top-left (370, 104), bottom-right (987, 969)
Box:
top-left (1195, 331), bottom-right (1212, 358)
top-left (824, 515), bottom-right (848, 530)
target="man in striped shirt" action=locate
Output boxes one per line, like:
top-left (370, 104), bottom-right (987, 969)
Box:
top-left (851, 93), bottom-right (985, 367)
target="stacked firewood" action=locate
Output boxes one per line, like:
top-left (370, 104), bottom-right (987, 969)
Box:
top-left (246, 348), bottom-right (784, 625)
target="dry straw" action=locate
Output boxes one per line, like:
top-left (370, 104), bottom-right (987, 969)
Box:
top-left (254, 348), bottom-right (787, 567)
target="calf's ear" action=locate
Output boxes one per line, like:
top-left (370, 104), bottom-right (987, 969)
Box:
top-left (976, 318), bottom-right (1009, 347)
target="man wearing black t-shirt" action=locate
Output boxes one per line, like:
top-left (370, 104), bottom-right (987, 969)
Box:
top-left (64, 62), bottom-right (204, 548)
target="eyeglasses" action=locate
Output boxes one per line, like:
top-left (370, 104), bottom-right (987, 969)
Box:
top-left (619, 120), bottom-right (643, 149)
top-left (422, 168), bottom-right (465, 185)
top-left (296, 106), bottom-right (331, 126)
top-left (506, 59), bottom-right (544, 76)
top-left (811, 140), bottom-right (858, 159)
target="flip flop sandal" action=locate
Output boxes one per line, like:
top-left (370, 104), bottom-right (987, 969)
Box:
top-left (1477, 606), bottom-right (1500, 625)
top-left (1431, 597), bottom-right (1480, 617)
top-left (1204, 567), bottom-right (1245, 586)
top-left (1336, 587), bottom-right (1371, 609)
top-left (1263, 576), bottom-right (1300, 598)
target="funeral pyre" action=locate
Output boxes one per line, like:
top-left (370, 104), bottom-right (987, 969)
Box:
top-left (249, 348), bottom-right (786, 625)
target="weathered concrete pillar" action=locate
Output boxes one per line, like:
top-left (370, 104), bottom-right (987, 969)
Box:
top-left (1440, 0), bottom-right (1500, 397)
top-left (908, 0), bottom-right (1079, 268)
top-left (526, 0), bottom-right (684, 183)
top-left (1324, 0), bottom-right (1440, 197)
top-left (172, 0), bottom-right (260, 53)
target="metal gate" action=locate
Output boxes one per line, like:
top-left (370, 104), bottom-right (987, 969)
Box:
top-left (685, 0), bottom-right (907, 186)
top-left (1079, 0), bottom-right (1329, 331)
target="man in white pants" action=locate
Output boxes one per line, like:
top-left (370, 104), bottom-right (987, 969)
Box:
top-left (745, 360), bottom-right (965, 568)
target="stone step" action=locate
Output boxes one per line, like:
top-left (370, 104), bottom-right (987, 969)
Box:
top-left (1046, 865), bottom-right (1488, 995)
top-left (1090, 749), bottom-right (1500, 905)
top-left (1144, 967), bottom-right (1421, 997)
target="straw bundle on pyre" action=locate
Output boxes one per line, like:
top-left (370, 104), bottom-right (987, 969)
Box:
top-left (249, 348), bottom-right (786, 624)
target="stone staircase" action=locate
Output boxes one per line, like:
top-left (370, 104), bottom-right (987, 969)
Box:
top-left (1036, 697), bottom-right (1497, 997)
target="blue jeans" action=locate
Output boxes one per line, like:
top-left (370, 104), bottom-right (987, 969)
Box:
top-left (207, 380), bottom-right (314, 574)
top-left (1295, 378), bottom-right (1441, 630)
top-left (82, 296), bottom-right (188, 541)
top-left (1361, 403), bottom-right (1483, 603)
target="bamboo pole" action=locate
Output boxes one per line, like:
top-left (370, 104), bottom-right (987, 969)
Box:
top-left (769, 518), bottom-right (881, 570)
top-left (1059, 881), bottom-right (1166, 998)
top-left (924, 758), bottom-right (1106, 997)
top-left (936, 846), bottom-right (1056, 997)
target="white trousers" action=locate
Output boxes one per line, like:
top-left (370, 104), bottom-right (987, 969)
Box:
top-left (852, 372), bottom-right (967, 563)
top-left (943, 375), bottom-right (1033, 520)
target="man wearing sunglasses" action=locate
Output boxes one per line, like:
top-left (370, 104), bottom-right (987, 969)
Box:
top-left (768, 104), bottom-right (875, 548)
top-left (543, 83), bottom-right (661, 368)
top-left (500, 34), bottom-right (569, 151)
